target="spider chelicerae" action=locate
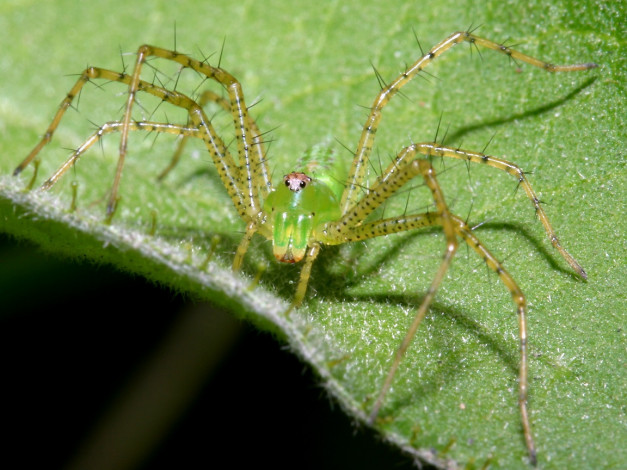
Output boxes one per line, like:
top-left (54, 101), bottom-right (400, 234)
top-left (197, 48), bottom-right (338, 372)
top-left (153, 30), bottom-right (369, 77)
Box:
top-left (14, 30), bottom-right (597, 464)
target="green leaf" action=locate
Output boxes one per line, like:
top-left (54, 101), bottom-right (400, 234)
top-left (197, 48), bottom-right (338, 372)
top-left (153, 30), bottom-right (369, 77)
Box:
top-left (0, 0), bottom-right (624, 468)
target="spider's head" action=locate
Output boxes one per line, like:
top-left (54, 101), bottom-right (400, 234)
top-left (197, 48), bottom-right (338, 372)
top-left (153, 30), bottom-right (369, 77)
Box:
top-left (264, 172), bottom-right (341, 264)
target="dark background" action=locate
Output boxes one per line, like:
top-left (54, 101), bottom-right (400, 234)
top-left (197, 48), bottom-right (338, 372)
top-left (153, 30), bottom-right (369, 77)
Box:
top-left (0, 232), bottom-right (426, 470)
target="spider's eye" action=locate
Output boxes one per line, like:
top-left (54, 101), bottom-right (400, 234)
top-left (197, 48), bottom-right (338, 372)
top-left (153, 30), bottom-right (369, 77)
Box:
top-left (283, 172), bottom-right (311, 192)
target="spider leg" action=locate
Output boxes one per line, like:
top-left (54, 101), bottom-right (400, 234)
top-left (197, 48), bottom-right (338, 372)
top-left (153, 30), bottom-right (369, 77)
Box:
top-left (327, 146), bottom-right (461, 409)
top-left (327, 145), bottom-right (452, 239)
top-left (14, 70), bottom-right (95, 175)
top-left (156, 90), bottom-right (231, 181)
top-left (410, 142), bottom-right (586, 278)
top-left (158, 89), bottom-right (270, 196)
top-left (329, 148), bottom-right (460, 416)
top-left (351, 211), bottom-right (536, 464)
top-left (15, 64), bottom-right (272, 236)
top-left (41, 121), bottom-right (198, 190)
top-left (16, 44), bottom-right (272, 230)
top-left (15, 68), bottom-right (246, 212)
top-left (342, 31), bottom-right (596, 215)
top-left (452, 214), bottom-right (535, 465)
top-left (155, 90), bottom-right (238, 182)
top-left (324, 143), bottom-right (537, 463)
top-left (233, 220), bottom-right (260, 272)
top-left (290, 243), bottom-right (322, 311)
top-left (122, 46), bottom-right (271, 219)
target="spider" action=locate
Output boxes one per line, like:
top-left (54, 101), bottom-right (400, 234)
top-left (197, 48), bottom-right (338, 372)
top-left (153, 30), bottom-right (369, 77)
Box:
top-left (14, 30), bottom-right (596, 464)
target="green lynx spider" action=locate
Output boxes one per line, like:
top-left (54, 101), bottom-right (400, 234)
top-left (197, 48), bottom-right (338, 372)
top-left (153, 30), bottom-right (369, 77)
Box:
top-left (15, 31), bottom-right (596, 464)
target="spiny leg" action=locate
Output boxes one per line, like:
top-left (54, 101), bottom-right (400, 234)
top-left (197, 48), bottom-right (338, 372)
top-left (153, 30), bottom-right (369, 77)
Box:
top-left (16, 55), bottom-right (273, 278)
top-left (158, 89), bottom-right (271, 198)
top-left (356, 158), bottom-right (462, 422)
top-left (14, 69), bottom-right (96, 175)
top-left (407, 142), bottom-right (586, 278)
top-left (121, 45), bottom-right (271, 219)
top-left (429, 143), bottom-right (584, 277)
top-left (156, 90), bottom-right (229, 181)
top-left (367, 221), bottom-right (458, 421)
top-left (41, 121), bottom-right (199, 190)
top-left (326, 148), bottom-right (463, 419)
top-left (340, 132), bottom-right (587, 279)
top-left (16, 44), bottom-right (272, 223)
top-left (451, 214), bottom-right (536, 465)
top-left (288, 243), bottom-right (322, 313)
top-left (348, 211), bottom-right (536, 464)
top-left (324, 143), bottom-right (538, 462)
top-left (15, 66), bottom-right (255, 222)
top-left (327, 145), bottom-right (452, 240)
top-left (233, 220), bottom-right (259, 272)
top-left (342, 30), bottom-right (597, 214)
